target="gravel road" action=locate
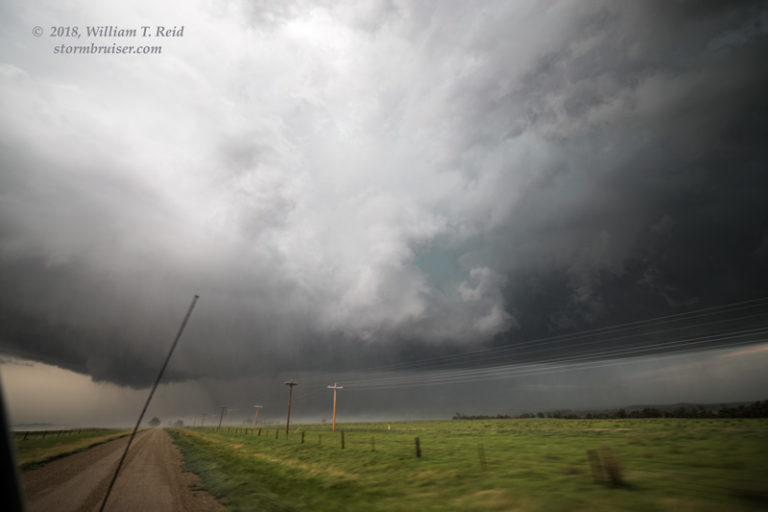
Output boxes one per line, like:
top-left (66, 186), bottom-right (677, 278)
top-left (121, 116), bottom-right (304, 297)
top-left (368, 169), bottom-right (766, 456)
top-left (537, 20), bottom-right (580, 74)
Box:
top-left (20, 428), bottom-right (224, 512)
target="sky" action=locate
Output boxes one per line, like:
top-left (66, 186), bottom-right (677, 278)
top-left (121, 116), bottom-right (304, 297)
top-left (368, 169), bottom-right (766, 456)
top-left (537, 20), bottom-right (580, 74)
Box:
top-left (1, 0), bottom-right (767, 427)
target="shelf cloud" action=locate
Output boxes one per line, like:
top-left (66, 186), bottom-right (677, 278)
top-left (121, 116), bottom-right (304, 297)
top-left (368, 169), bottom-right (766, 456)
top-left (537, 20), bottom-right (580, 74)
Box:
top-left (1, 0), bottom-right (766, 404)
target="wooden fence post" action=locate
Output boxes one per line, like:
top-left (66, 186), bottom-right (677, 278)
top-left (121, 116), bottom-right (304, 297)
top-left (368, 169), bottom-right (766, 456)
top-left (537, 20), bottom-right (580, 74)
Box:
top-left (341, 430), bottom-right (345, 449)
top-left (599, 446), bottom-right (625, 487)
top-left (587, 449), bottom-right (603, 483)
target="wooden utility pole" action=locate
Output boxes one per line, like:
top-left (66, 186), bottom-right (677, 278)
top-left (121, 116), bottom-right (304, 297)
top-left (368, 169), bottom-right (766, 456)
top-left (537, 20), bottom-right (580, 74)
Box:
top-left (327, 383), bottom-right (344, 432)
top-left (217, 406), bottom-right (228, 431)
top-left (284, 380), bottom-right (298, 434)
top-left (253, 405), bottom-right (263, 427)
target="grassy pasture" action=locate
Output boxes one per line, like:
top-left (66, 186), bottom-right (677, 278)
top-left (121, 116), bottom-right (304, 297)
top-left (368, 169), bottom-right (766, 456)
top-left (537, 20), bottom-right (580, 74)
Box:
top-left (169, 418), bottom-right (768, 511)
top-left (13, 428), bottom-right (131, 469)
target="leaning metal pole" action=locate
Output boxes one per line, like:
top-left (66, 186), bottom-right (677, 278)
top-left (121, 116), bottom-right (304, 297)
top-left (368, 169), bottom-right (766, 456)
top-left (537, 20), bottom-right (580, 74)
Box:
top-left (98, 294), bottom-right (199, 512)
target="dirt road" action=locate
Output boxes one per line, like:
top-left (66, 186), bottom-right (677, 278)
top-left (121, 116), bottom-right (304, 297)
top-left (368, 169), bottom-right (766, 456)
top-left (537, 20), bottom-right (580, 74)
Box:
top-left (20, 428), bottom-right (224, 512)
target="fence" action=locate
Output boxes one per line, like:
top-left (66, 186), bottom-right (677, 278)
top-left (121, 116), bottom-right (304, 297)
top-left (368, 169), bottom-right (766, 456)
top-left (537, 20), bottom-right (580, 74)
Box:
top-left (14, 428), bottom-right (103, 441)
top-left (181, 424), bottom-right (768, 499)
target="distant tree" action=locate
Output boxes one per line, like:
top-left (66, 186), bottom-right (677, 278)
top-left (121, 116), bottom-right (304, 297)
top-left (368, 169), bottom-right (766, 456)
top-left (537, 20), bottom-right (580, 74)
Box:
top-left (173, 419), bottom-right (184, 427)
top-left (451, 399), bottom-right (768, 422)
top-left (149, 417), bottom-right (161, 427)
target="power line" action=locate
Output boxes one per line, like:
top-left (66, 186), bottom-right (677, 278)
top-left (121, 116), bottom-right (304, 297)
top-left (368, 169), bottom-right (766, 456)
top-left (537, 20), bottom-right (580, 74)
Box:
top-left (286, 297), bottom-right (768, 396)
top-left (285, 297), bottom-right (768, 390)
top-left (342, 325), bottom-right (768, 384)
top-left (338, 329), bottom-right (768, 390)
top-left (384, 310), bottom-right (768, 373)
top-left (355, 296), bottom-right (768, 374)
top-left (223, 297), bottom-right (768, 410)
top-left (321, 310), bottom-right (766, 384)
top-left (293, 329), bottom-right (767, 391)
top-left (355, 337), bottom-right (767, 389)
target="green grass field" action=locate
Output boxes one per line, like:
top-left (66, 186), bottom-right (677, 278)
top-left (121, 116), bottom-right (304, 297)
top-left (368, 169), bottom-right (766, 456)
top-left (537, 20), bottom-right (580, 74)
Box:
top-left (14, 428), bottom-right (131, 469)
top-left (168, 418), bottom-right (768, 511)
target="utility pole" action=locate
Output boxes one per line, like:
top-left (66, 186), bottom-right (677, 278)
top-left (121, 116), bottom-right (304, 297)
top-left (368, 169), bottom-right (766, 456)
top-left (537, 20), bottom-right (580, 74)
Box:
top-left (284, 380), bottom-right (298, 434)
top-left (327, 383), bottom-right (344, 432)
top-left (217, 406), bottom-right (228, 431)
top-left (253, 405), bottom-right (263, 427)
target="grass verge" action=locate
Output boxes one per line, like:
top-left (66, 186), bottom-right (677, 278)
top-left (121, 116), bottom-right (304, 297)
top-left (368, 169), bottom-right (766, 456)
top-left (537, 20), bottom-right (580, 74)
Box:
top-left (14, 429), bottom-right (132, 469)
top-left (169, 419), bottom-right (768, 511)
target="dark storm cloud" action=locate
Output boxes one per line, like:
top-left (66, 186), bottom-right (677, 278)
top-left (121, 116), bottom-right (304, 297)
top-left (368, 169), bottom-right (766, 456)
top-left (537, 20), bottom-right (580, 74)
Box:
top-left (0, 0), bottom-right (767, 393)
top-left (401, 0), bottom-right (768, 337)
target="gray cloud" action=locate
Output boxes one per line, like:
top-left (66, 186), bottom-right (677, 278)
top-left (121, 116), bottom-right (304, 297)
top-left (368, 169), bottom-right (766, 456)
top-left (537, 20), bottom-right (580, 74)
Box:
top-left (0, 0), bottom-right (767, 414)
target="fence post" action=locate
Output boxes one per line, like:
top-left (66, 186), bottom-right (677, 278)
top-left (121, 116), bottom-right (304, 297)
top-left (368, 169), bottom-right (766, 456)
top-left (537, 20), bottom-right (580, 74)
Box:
top-left (275, 429), bottom-right (279, 439)
top-left (258, 428), bottom-right (262, 436)
top-left (301, 431), bottom-right (305, 444)
top-left (599, 446), bottom-right (625, 487)
top-left (415, 437), bottom-right (421, 458)
top-left (587, 449), bottom-right (603, 483)
top-left (341, 430), bottom-right (345, 449)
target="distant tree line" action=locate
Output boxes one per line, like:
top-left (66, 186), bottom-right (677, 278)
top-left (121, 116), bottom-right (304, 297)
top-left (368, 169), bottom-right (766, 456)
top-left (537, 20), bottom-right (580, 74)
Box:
top-left (453, 399), bottom-right (768, 420)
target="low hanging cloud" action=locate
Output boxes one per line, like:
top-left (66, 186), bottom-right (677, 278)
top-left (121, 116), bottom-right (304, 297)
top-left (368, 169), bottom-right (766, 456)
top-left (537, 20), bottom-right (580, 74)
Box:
top-left (0, 0), bottom-right (767, 388)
